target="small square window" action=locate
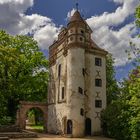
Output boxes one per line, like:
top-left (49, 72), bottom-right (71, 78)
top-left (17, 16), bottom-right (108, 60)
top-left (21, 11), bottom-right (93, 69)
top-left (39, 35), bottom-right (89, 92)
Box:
top-left (95, 58), bottom-right (102, 66)
top-left (95, 79), bottom-right (102, 87)
top-left (78, 87), bottom-right (83, 94)
top-left (95, 100), bottom-right (102, 108)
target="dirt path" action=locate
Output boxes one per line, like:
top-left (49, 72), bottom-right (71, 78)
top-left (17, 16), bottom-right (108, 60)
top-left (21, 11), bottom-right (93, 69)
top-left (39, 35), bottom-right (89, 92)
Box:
top-left (12, 128), bottom-right (114, 140)
top-left (11, 137), bottom-right (114, 140)
top-left (11, 132), bottom-right (114, 140)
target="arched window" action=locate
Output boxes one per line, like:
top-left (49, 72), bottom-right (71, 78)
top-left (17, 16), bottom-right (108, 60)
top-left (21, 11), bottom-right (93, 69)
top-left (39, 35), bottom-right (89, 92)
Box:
top-left (67, 120), bottom-right (72, 134)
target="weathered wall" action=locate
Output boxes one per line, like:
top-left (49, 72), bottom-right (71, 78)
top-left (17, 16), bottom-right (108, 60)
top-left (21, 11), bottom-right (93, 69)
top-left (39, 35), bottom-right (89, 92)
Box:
top-left (85, 53), bottom-right (106, 135)
top-left (48, 43), bottom-right (68, 134)
top-left (48, 13), bottom-right (107, 137)
top-left (66, 47), bottom-right (85, 137)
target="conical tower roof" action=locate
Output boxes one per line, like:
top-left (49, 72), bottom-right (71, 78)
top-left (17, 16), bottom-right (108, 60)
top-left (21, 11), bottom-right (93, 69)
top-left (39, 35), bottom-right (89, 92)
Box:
top-left (67, 9), bottom-right (92, 33)
top-left (69, 10), bottom-right (83, 22)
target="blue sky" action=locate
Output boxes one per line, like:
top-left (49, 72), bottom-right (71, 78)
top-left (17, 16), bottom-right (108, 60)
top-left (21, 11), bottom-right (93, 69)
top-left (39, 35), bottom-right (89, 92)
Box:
top-left (0, 0), bottom-right (139, 81)
top-left (26, 0), bottom-right (118, 25)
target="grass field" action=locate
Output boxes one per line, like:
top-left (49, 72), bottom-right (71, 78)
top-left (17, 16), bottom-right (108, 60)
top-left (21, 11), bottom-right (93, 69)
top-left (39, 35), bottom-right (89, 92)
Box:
top-left (27, 124), bottom-right (44, 132)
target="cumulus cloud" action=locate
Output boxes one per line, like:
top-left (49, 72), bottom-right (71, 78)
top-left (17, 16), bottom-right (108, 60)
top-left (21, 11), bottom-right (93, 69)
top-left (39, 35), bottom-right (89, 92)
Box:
top-left (0, 0), bottom-right (139, 66)
top-left (0, 0), bottom-right (59, 50)
top-left (86, 0), bottom-right (139, 66)
top-left (67, 8), bottom-right (76, 20)
top-left (34, 23), bottom-right (59, 49)
top-left (87, 0), bottom-right (138, 28)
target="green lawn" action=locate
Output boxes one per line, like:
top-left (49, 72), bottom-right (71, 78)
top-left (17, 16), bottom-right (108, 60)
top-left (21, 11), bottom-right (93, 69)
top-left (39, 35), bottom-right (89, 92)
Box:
top-left (29, 125), bottom-right (44, 132)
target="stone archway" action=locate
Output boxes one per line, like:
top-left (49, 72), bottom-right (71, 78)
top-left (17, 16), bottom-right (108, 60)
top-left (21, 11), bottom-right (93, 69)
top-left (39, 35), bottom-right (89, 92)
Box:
top-left (16, 101), bottom-right (48, 132)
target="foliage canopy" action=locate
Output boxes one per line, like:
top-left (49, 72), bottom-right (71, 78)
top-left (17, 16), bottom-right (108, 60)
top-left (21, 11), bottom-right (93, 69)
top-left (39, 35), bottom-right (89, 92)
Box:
top-left (0, 30), bottom-right (49, 124)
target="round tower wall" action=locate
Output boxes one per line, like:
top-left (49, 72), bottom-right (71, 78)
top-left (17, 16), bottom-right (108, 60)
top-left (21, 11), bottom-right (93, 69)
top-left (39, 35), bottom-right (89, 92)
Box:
top-left (66, 47), bottom-right (85, 137)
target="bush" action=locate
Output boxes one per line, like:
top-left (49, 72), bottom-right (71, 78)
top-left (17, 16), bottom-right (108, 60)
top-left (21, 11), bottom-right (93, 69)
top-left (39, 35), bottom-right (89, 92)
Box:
top-left (0, 116), bottom-right (13, 125)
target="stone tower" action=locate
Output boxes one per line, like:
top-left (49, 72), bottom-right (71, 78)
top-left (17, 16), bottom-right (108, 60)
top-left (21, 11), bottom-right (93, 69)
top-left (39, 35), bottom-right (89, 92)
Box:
top-left (47, 9), bottom-right (108, 137)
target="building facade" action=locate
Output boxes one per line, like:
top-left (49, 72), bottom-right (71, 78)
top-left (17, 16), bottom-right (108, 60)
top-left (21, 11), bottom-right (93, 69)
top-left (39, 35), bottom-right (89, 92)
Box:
top-left (47, 10), bottom-right (108, 137)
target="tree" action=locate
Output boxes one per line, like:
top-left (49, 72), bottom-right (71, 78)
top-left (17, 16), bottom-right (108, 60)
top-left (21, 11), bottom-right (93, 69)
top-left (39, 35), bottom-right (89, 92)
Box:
top-left (106, 54), bottom-right (119, 105)
top-left (101, 5), bottom-right (140, 139)
top-left (135, 5), bottom-right (140, 27)
top-left (101, 68), bottom-right (140, 140)
top-left (0, 30), bottom-right (49, 124)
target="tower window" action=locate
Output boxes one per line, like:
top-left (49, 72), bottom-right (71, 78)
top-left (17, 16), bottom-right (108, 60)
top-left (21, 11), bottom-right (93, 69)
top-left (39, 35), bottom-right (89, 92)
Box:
top-left (82, 68), bottom-right (85, 76)
top-left (80, 108), bottom-right (84, 116)
top-left (58, 64), bottom-right (61, 77)
top-left (95, 58), bottom-right (102, 66)
top-left (80, 37), bottom-right (83, 41)
top-left (70, 29), bottom-right (73, 33)
top-left (62, 87), bottom-right (65, 99)
top-left (95, 100), bottom-right (102, 108)
top-left (70, 36), bottom-right (73, 41)
top-left (95, 79), bottom-right (102, 87)
top-left (81, 30), bottom-right (84, 34)
top-left (78, 87), bottom-right (83, 94)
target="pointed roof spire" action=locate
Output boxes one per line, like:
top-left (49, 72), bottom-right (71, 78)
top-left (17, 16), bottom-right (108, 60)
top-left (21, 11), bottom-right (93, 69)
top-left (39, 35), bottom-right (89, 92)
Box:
top-left (69, 10), bottom-right (83, 22)
top-left (69, 3), bottom-right (83, 23)
top-left (76, 3), bottom-right (79, 11)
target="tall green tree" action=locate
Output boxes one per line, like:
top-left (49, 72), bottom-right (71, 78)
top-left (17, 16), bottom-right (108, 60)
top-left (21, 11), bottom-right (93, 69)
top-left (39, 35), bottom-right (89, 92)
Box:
top-left (106, 54), bottom-right (119, 105)
top-left (0, 30), bottom-right (49, 123)
top-left (101, 5), bottom-right (140, 140)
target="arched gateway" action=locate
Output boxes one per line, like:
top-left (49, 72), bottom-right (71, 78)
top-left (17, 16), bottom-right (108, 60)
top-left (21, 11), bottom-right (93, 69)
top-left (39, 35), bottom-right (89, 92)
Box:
top-left (16, 101), bottom-right (47, 132)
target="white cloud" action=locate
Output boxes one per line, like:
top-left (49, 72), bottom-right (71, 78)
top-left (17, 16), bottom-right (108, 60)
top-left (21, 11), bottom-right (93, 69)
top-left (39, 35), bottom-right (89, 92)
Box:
top-left (0, 0), bottom-right (59, 50)
top-left (0, 0), bottom-right (139, 66)
top-left (67, 8), bottom-right (76, 20)
top-left (86, 0), bottom-right (139, 66)
top-left (34, 23), bottom-right (60, 50)
top-left (87, 0), bottom-right (139, 28)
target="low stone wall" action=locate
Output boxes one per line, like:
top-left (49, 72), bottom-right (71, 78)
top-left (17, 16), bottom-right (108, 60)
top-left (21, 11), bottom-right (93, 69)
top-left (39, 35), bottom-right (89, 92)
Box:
top-left (0, 125), bottom-right (21, 132)
top-left (0, 131), bottom-right (37, 138)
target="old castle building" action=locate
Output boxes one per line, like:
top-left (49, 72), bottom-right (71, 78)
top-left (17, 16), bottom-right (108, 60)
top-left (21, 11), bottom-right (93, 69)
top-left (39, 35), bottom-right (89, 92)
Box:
top-left (47, 9), bottom-right (108, 137)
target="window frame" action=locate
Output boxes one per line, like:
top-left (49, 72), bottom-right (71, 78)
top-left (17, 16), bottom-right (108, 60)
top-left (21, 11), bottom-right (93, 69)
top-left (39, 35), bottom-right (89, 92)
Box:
top-left (78, 87), bottom-right (83, 94)
top-left (58, 64), bottom-right (61, 77)
top-left (95, 100), bottom-right (102, 108)
top-left (61, 87), bottom-right (65, 100)
top-left (95, 57), bottom-right (102, 66)
top-left (95, 79), bottom-right (102, 87)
